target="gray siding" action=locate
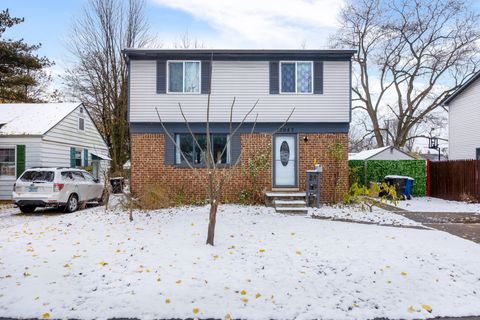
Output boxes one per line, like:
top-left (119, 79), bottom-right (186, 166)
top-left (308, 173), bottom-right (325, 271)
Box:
top-left (129, 60), bottom-right (350, 123)
top-left (369, 149), bottom-right (414, 160)
top-left (0, 136), bottom-right (42, 200)
top-left (448, 77), bottom-right (480, 160)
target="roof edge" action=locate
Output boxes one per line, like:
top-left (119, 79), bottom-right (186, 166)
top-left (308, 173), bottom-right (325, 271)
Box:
top-left (443, 70), bottom-right (480, 105)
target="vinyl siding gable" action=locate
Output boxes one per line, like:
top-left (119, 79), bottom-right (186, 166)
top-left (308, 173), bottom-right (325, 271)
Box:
top-left (129, 60), bottom-right (350, 123)
top-left (448, 77), bottom-right (480, 160)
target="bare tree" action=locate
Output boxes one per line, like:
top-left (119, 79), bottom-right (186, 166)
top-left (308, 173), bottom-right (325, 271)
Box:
top-left (333, 0), bottom-right (480, 148)
top-left (65, 0), bottom-right (153, 173)
top-left (173, 28), bottom-right (207, 49)
top-left (155, 82), bottom-right (294, 246)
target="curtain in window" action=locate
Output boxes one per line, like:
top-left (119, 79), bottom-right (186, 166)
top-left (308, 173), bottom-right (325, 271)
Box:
top-left (169, 62), bottom-right (183, 92)
top-left (185, 62), bottom-right (200, 93)
top-left (0, 148), bottom-right (15, 176)
top-left (281, 63), bottom-right (295, 93)
top-left (297, 62), bottom-right (312, 93)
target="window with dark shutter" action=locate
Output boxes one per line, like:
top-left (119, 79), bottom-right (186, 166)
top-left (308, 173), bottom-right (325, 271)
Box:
top-left (201, 61), bottom-right (211, 94)
top-left (269, 61), bottom-right (279, 94)
top-left (313, 61), bottom-right (324, 94)
top-left (156, 60), bottom-right (167, 94)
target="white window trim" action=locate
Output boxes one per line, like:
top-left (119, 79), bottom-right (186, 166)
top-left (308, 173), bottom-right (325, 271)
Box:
top-left (78, 107), bottom-right (86, 133)
top-left (167, 60), bottom-right (202, 94)
top-left (279, 61), bottom-right (314, 94)
top-left (0, 145), bottom-right (16, 180)
top-left (75, 148), bottom-right (84, 168)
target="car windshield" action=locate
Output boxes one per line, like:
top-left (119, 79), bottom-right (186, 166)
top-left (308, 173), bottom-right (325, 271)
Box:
top-left (20, 171), bottom-right (55, 183)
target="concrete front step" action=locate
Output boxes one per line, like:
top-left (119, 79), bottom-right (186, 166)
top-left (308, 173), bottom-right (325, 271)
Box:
top-left (274, 199), bottom-right (307, 208)
top-left (265, 191), bottom-right (306, 207)
top-left (275, 206), bottom-right (309, 215)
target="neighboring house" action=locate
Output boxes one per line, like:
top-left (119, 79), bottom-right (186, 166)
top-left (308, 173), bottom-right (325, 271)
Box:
top-left (418, 152), bottom-right (447, 162)
top-left (349, 146), bottom-right (415, 161)
top-left (124, 49), bottom-right (355, 202)
top-left (443, 70), bottom-right (480, 160)
top-left (0, 103), bottom-right (110, 200)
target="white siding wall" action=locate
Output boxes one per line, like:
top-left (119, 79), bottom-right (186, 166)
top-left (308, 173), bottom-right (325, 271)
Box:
top-left (129, 60), bottom-right (350, 123)
top-left (0, 136), bottom-right (42, 200)
top-left (449, 77), bottom-right (480, 160)
top-left (370, 149), bottom-right (414, 160)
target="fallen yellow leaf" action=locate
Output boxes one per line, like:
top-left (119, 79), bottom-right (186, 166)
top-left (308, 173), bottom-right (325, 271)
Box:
top-left (296, 251), bottom-right (302, 255)
top-left (213, 255), bottom-right (219, 260)
top-left (165, 298), bottom-right (171, 304)
top-left (401, 272), bottom-right (407, 276)
top-left (259, 249), bottom-right (265, 253)
top-left (255, 293), bottom-right (261, 299)
top-left (422, 304), bottom-right (432, 313)
top-left (224, 314), bottom-right (232, 320)
top-left (42, 313), bottom-right (50, 319)
top-left (240, 289), bottom-right (247, 295)
top-left (63, 264), bottom-right (70, 268)
top-left (23, 272), bottom-right (31, 277)
top-left (241, 298), bottom-right (248, 303)
top-left (156, 277), bottom-right (161, 282)
top-left (193, 308), bottom-right (199, 314)
top-left (407, 306), bottom-right (415, 313)
top-left (176, 280), bottom-right (182, 284)
top-left (99, 262), bottom-right (108, 266)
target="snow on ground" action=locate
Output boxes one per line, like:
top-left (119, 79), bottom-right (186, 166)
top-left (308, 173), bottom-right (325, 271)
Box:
top-left (310, 205), bottom-right (422, 227)
top-left (1, 204), bottom-right (480, 319)
top-left (397, 197), bottom-right (480, 213)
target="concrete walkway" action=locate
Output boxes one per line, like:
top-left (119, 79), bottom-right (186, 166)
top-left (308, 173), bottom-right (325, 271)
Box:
top-left (394, 211), bottom-right (480, 244)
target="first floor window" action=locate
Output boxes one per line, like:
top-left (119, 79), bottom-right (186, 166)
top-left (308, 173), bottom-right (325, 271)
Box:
top-left (0, 147), bottom-right (15, 177)
top-left (280, 61), bottom-right (313, 93)
top-left (75, 149), bottom-right (82, 167)
top-left (175, 134), bottom-right (230, 165)
top-left (168, 61), bottom-right (200, 93)
top-left (476, 148), bottom-right (480, 160)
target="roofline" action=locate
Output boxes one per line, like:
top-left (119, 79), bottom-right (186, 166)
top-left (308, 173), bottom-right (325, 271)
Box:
top-left (42, 102), bottom-right (83, 136)
top-left (351, 146), bottom-right (415, 160)
top-left (442, 70), bottom-right (480, 105)
top-left (123, 48), bottom-right (357, 61)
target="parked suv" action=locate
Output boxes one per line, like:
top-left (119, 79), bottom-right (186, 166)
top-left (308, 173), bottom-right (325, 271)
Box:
top-left (12, 168), bottom-right (104, 213)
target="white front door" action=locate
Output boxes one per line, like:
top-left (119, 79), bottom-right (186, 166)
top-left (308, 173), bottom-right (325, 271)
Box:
top-left (274, 135), bottom-right (297, 188)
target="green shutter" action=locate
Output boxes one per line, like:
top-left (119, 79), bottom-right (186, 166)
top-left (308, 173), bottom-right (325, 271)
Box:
top-left (70, 147), bottom-right (76, 168)
top-left (84, 149), bottom-right (88, 167)
top-left (16, 145), bottom-right (25, 178)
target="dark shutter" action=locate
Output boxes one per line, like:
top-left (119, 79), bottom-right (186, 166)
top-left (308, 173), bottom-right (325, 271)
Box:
top-left (269, 61), bottom-right (279, 94)
top-left (201, 61), bottom-right (211, 94)
top-left (313, 61), bottom-right (324, 94)
top-left (70, 147), bottom-right (76, 168)
top-left (164, 135), bottom-right (175, 165)
top-left (230, 133), bottom-right (241, 164)
top-left (84, 149), bottom-right (89, 167)
top-left (156, 60), bottom-right (167, 94)
top-left (16, 145), bottom-right (25, 178)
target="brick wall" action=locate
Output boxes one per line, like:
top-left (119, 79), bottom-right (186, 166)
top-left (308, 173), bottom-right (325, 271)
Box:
top-left (131, 132), bottom-right (348, 203)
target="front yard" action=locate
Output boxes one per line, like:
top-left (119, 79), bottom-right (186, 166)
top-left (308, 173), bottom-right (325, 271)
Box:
top-left (0, 202), bottom-right (479, 319)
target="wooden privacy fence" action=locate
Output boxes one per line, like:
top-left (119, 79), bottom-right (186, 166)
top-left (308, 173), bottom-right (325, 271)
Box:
top-left (429, 160), bottom-right (480, 202)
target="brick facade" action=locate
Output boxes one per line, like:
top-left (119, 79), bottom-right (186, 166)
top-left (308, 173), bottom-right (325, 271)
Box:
top-left (131, 133), bottom-right (348, 204)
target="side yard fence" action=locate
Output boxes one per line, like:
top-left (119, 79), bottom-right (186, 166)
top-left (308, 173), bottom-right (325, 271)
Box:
top-left (348, 160), bottom-right (426, 196)
top-left (429, 160), bottom-right (480, 202)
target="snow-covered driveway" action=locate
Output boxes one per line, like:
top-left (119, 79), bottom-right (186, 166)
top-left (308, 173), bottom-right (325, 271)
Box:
top-left (0, 204), bottom-right (479, 319)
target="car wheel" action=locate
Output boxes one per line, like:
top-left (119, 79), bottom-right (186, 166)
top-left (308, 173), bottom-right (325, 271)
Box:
top-left (19, 206), bottom-right (36, 213)
top-left (66, 194), bottom-right (79, 213)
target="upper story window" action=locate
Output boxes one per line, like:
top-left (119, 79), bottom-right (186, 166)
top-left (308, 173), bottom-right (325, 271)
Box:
top-left (168, 61), bottom-right (201, 93)
top-left (78, 107), bottom-right (85, 131)
top-left (280, 61), bottom-right (313, 94)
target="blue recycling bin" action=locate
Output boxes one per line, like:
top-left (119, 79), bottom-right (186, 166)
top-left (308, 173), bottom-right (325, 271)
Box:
top-left (404, 177), bottom-right (414, 200)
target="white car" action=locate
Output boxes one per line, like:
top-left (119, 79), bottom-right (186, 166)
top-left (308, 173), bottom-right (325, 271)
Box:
top-left (12, 168), bottom-right (105, 213)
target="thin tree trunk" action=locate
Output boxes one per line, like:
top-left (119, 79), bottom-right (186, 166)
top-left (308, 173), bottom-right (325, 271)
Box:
top-left (206, 200), bottom-right (218, 246)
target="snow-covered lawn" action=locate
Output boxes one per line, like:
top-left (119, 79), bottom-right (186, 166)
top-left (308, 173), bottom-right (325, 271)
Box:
top-left (310, 205), bottom-right (422, 227)
top-left (1, 204), bottom-right (480, 319)
top-left (397, 197), bottom-right (480, 213)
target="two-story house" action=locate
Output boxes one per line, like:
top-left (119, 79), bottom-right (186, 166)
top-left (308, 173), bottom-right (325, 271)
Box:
top-left (124, 49), bottom-right (354, 203)
top-left (443, 70), bottom-right (480, 160)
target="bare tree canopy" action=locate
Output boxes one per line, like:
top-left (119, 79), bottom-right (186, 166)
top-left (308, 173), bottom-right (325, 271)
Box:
top-left (65, 0), bottom-right (152, 173)
top-left (333, 0), bottom-right (480, 149)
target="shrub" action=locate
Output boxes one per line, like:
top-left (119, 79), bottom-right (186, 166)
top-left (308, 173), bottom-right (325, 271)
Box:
top-left (343, 182), bottom-right (398, 212)
top-left (239, 145), bottom-right (270, 204)
top-left (125, 184), bottom-right (172, 210)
